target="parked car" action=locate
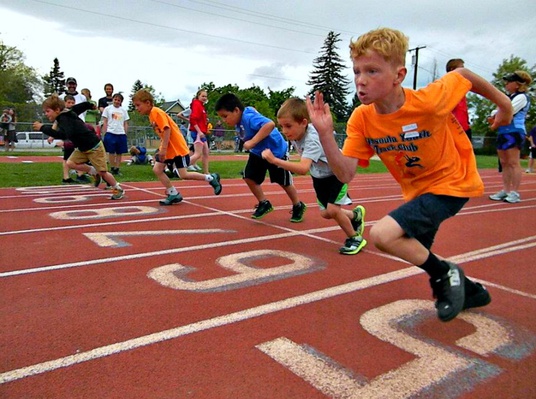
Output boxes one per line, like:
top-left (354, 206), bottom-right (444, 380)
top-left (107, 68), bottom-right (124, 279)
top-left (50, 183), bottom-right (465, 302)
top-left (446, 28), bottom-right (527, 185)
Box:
top-left (14, 132), bottom-right (62, 149)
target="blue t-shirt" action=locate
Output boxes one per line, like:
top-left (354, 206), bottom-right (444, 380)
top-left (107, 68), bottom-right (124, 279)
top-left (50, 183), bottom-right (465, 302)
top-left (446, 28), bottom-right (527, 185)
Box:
top-left (238, 107), bottom-right (287, 158)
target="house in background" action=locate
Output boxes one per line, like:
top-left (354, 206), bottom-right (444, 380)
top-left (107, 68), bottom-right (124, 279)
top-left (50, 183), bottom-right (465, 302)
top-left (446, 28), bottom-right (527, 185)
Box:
top-left (161, 99), bottom-right (187, 124)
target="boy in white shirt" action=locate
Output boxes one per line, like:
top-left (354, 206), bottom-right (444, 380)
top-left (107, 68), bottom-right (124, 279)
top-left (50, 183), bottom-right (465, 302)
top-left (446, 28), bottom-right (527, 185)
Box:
top-left (102, 93), bottom-right (130, 175)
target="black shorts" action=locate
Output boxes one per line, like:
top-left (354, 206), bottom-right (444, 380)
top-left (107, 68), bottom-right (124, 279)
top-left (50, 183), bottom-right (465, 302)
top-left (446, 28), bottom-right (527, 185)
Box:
top-left (388, 193), bottom-right (468, 250)
top-left (312, 175), bottom-right (351, 210)
top-left (161, 154), bottom-right (190, 171)
top-left (244, 152), bottom-right (293, 186)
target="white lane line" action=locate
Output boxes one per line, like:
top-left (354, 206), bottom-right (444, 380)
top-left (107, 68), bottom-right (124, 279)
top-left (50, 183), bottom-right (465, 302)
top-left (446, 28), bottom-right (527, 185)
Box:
top-left (0, 267), bottom-right (423, 384)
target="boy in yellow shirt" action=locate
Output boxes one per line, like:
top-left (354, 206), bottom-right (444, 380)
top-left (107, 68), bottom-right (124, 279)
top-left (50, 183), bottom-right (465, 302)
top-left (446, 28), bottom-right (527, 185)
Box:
top-left (132, 90), bottom-right (222, 205)
top-left (307, 27), bottom-right (513, 322)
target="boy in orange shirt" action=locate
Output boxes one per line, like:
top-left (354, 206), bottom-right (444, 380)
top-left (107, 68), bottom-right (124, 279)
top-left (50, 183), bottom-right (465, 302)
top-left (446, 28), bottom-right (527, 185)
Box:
top-left (132, 90), bottom-right (222, 205)
top-left (307, 27), bottom-right (513, 322)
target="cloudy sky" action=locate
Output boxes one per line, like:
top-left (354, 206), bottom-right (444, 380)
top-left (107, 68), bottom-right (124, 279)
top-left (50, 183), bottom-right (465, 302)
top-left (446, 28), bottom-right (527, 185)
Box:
top-left (1, 0), bottom-right (535, 106)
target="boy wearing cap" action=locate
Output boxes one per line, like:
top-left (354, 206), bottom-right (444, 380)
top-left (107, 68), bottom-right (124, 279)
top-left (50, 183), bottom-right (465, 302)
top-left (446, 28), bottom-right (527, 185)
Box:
top-left (307, 27), bottom-right (513, 322)
top-left (489, 70), bottom-right (533, 203)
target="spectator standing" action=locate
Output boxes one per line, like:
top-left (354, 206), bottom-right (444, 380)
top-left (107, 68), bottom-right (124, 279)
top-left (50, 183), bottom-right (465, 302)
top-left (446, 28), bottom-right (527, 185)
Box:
top-left (188, 89), bottom-right (211, 173)
top-left (61, 77), bottom-right (87, 121)
top-left (489, 71), bottom-right (533, 203)
top-left (213, 120), bottom-right (225, 151)
top-left (446, 59), bottom-right (472, 141)
top-left (98, 83), bottom-right (114, 113)
top-left (526, 126), bottom-right (536, 173)
top-left (101, 93), bottom-right (130, 176)
top-left (81, 88), bottom-right (99, 127)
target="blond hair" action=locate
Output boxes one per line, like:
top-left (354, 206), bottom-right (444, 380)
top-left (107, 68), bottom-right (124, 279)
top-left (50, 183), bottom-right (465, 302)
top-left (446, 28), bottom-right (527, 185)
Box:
top-left (277, 98), bottom-right (309, 122)
top-left (514, 70), bottom-right (533, 93)
top-left (132, 89), bottom-right (154, 105)
top-left (350, 27), bottom-right (408, 67)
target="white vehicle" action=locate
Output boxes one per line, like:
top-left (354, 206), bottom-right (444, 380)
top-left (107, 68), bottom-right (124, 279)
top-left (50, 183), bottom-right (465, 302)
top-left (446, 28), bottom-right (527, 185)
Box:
top-left (14, 132), bottom-right (62, 149)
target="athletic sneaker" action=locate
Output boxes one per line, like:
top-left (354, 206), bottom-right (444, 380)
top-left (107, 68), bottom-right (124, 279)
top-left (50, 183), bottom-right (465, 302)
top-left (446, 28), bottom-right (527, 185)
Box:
top-left (351, 205), bottom-right (366, 236)
top-left (252, 200), bottom-right (273, 219)
top-left (489, 190), bottom-right (507, 201)
top-left (504, 191), bottom-right (521, 203)
top-left (429, 261), bottom-right (466, 322)
top-left (62, 178), bottom-right (76, 184)
top-left (92, 174), bottom-right (102, 187)
top-left (159, 193), bottom-right (183, 205)
top-left (339, 235), bottom-right (367, 255)
top-left (290, 201), bottom-right (307, 223)
top-left (209, 173), bottom-right (222, 195)
top-left (76, 174), bottom-right (91, 184)
top-left (111, 187), bottom-right (124, 200)
top-left (463, 283), bottom-right (491, 310)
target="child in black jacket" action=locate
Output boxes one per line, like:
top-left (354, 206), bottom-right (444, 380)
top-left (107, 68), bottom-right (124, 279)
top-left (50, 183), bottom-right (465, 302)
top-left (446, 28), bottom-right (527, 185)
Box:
top-left (33, 94), bottom-right (124, 200)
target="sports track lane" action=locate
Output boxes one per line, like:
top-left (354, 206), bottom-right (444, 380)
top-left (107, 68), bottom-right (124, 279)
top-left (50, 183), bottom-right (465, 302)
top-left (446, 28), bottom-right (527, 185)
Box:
top-left (1, 170), bottom-right (535, 398)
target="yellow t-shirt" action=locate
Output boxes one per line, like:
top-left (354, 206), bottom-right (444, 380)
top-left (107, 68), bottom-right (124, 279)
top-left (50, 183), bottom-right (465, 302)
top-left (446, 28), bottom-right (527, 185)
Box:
top-left (149, 107), bottom-right (189, 159)
top-left (344, 72), bottom-right (483, 201)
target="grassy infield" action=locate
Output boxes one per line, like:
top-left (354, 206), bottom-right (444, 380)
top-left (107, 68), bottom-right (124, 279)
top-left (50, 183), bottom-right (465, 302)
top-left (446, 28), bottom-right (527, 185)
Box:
top-left (0, 149), bottom-right (527, 188)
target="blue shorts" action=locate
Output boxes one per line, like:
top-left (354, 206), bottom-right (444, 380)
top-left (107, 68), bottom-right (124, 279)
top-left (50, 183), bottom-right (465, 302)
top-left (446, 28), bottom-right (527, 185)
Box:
top-left (244, 152), bottom-right (293, 186)
top-left (190, 131), bottom-right (207, 143)
top-left (103, 133), bottom-right (128, 154)
top-left (496, 132), bottom-right (524, 151)
top-left (388, 194), bottom-right (468, 250)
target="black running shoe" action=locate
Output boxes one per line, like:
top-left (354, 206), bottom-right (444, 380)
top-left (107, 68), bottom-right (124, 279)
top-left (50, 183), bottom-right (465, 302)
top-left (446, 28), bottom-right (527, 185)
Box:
top-left (290, 201), bottom-right (307, 223)
top-left (252, 200), bottom-right (273, 219)
top-left (429, 261), bottom-right (465, 322)
top-left (209, 173), bottom-right (222, 195)
top-left (463, 283), bottom-right (491, 310)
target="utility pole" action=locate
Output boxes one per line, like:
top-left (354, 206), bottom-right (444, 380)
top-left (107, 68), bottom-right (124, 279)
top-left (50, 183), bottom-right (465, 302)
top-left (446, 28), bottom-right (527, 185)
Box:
top-left (409, 46), bottom-right (426, 89)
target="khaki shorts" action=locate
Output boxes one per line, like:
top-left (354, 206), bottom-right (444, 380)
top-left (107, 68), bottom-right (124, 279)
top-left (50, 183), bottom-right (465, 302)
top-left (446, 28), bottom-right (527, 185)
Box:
top-left (69, 141), bottom-right (108, 172)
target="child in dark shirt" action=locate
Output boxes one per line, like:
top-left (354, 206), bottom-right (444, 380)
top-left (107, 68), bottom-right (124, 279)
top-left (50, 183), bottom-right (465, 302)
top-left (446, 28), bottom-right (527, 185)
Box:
top-left (33, 94), bottom-right (124, 200)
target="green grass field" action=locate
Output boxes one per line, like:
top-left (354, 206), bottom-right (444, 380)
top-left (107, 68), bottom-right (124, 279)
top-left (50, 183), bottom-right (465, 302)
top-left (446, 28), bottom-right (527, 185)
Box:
top-left (0, 151), bottom-right (528, 188)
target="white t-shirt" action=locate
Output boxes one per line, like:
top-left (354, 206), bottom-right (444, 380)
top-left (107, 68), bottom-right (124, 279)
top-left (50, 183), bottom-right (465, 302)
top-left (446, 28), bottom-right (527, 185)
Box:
top-left (102, 105), bottom-right (130, 135)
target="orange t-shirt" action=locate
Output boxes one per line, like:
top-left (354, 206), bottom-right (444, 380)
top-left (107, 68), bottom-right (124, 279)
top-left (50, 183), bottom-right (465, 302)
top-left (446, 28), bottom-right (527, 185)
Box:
top-left (149, 107), bottom-right (189, 159)
top-left (343, 72), bottom-right (483, 201)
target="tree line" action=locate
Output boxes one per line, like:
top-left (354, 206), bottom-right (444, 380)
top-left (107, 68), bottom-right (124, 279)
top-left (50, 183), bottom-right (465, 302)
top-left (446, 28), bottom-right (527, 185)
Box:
top-left (1, 33), bottom-right (534, 143)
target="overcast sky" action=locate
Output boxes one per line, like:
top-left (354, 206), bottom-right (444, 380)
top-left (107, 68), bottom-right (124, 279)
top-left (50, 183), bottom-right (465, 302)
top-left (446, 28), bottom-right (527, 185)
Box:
top-left (1, 0), bottom-right (535, 106)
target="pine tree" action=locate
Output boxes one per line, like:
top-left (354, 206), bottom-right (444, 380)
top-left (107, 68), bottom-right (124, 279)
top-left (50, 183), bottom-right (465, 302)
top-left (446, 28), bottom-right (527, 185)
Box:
top-left (307, 31), bottom-right (351, 122)
top-left (129, 79), bottom-right (145, 111)
top-left (43, 58), bottom-right (65, 97)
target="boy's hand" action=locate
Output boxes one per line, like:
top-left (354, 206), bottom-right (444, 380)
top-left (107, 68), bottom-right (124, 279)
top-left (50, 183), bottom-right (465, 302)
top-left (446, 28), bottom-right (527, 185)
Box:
top-left (32, 121), bottom-right (43, 131)
top-left (261, 148), bottom-right (275, 163)
top-left (243, 140), bottom-right (253, 151)
top-left (306, 91), bottom-right (334, 136)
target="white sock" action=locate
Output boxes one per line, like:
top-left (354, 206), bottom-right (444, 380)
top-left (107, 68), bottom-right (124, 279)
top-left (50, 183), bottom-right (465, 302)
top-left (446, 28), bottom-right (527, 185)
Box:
top-left (167, 187), bottom-right (178, 195)
top-left (205, 174), bottom-right (213, 182)
top-left (88, 166), bottom-right (97, 176)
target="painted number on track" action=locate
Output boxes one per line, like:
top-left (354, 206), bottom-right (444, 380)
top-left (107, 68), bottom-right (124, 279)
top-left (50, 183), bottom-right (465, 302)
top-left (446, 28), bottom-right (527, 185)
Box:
top-left (257, 299), bottom-right (536, 398)
top-left (148, 249), bottom-right (324, 292)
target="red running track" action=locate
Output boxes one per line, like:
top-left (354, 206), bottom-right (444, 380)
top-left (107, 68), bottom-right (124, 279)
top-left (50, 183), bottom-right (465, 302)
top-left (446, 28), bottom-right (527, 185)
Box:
top-left (1, 170), bottom-right (535, 398)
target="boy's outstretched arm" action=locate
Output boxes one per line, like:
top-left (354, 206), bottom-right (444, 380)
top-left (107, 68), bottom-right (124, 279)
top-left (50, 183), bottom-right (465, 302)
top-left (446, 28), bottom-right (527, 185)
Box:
top-left (306, 92), bottom-right (358, 183)
top-left (455, 68), bottom-right (513, 129)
